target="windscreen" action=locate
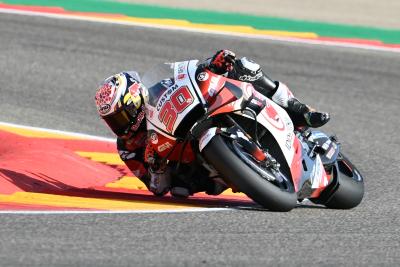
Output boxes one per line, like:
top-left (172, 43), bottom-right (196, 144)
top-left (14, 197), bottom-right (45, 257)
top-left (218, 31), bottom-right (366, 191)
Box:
top-left (141, 63), bottom-right (175, 107)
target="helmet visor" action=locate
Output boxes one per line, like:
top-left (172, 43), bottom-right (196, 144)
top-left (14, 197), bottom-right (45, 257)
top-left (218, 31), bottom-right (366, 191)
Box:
top-left (102, 109), bottom-right (132, 136)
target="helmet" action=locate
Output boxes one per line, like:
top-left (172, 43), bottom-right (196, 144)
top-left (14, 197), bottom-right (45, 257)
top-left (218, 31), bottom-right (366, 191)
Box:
top-left (95, 71), bottom-right (146, 137)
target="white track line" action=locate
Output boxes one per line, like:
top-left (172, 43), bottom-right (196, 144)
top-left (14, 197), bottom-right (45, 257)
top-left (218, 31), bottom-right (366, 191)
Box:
top-left (0, 121), bottom-right (115, 142)
top-left (1, 8), bottom-right (399, 53)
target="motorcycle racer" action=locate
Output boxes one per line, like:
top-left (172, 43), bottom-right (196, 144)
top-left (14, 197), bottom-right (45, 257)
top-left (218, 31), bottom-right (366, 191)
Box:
top-left (94, 50), bottom-right (330, 197)
top-left (199, 49), bottom-right (330, 128)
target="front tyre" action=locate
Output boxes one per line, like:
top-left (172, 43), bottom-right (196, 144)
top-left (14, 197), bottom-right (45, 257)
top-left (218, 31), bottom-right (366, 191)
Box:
top-left (202, 135), bottom-right (297, 211)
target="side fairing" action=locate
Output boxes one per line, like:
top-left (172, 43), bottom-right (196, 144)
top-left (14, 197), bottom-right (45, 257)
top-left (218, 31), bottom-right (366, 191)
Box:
top-left (241, 85), bottom-right (297, 167)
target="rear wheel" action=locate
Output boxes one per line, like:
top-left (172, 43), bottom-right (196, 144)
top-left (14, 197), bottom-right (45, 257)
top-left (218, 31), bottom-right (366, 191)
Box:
top-left (203, 135), bottom-right (297, 211)
top-left (312, 153), bottom-right (364, 209)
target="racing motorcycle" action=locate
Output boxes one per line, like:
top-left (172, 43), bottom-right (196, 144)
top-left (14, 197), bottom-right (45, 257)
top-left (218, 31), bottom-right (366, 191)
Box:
top-left (141, 60), bottom-right (364, 211)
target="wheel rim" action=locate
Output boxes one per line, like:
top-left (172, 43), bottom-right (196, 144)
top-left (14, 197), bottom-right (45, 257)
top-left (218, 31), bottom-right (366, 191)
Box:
top-left (228, 139), bottom-right (294, 193)
top-left (337, 153), bottom-right (363, 182)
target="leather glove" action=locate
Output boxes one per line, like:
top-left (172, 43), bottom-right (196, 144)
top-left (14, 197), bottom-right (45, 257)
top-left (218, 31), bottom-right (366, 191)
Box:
top-left (145, 141), bottom-right (171, 196)
top-left (149, 167), bottom-right (171, 196)
top-left (209, 49), bottom-right (236, 74)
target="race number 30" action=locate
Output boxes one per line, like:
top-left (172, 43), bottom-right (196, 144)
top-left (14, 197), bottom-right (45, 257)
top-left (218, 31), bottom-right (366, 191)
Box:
top-left (158, 86), bottom-right (194, 132)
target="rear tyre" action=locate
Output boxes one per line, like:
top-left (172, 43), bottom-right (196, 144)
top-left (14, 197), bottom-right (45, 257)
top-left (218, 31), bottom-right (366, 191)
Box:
top-left (203, 135), bottom-right (297, 211)
top-left (313, 153), bottom-right (364, 209)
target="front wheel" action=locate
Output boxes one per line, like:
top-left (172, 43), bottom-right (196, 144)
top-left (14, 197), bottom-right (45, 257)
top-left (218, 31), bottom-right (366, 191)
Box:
top-left (202, 135), bottom-right (297, 211)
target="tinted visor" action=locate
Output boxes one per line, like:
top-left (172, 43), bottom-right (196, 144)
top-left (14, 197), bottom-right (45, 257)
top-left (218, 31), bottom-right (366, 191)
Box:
top-left (103, 109), bottom-right (132, 136)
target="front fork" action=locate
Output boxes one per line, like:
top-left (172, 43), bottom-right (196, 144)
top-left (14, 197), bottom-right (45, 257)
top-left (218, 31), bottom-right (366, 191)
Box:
top-left (198, 126), bottom-right (280, 179)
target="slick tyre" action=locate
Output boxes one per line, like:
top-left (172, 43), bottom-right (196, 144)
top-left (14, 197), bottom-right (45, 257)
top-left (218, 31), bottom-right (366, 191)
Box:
top-left (311, 153), bottom-right (364, 209)
top-left (203, 135), bottom-right (297, 212)
top-left (324, 154), bottom-right (364, 209)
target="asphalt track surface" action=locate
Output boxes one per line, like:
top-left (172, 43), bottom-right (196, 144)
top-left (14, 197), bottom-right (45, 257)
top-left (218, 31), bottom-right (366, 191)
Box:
top-left (1, 13), bottom-right (400, 266)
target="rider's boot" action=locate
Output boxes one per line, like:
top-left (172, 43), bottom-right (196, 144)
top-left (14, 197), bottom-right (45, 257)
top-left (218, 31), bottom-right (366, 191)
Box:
top-left (304, 111), bottom-right (330, 128)
top-left (171, 179), bottom-right (227, 198)
top-left (287, 98), bottom-right (330, 128)
top-left (170, 187), bottom-right (190, 198)
top-left (171, 164), bottom-right (228, 197)
top-left (205, 178), bottom-right (228, 195)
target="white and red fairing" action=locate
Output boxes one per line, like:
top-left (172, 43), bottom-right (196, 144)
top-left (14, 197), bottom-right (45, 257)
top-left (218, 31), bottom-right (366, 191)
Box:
top-left (145, 60), bottom-right (201, 161)
top-left (145, 60), bottom-right (329, 193)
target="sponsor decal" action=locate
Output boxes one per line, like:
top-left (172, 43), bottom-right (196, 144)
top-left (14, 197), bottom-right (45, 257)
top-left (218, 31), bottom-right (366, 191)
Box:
top-left (263, 104), bottom-right (285, 131)
top-left (128, 82), bottom-right (141, 97)
top-left (208, 76), bottom-right (220, 97)
top-left (326, 147), bottom-right (335, 159)
top-left (98, 104), bottom-right (111, 114)
top-left (285, 132), bottom-right (293, 150)
top-left (150, 132), bottom-right (158, 144)
top-left (321, 139), bottom-right (331, 151)
top-left (238, 72), bottom-right (262, 82)
top-left (177, 62), bottom-right (186, 74)
top-left (156, 84), bottom-right (179, 111)
top-left (130, 110), bottom-right (145, 132)
top-left (197, 72), bottom-right (209, 82)
top-left (158, 142), bottom-right (173, 152)
top-left (127, 82), bottom-right (142, 109)
top-left (158, 86), bottom-right (194, 133)
top-left (177, 74), bottom-right (186, 80)
top-left (199, 128), bottom-right (218, 151)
